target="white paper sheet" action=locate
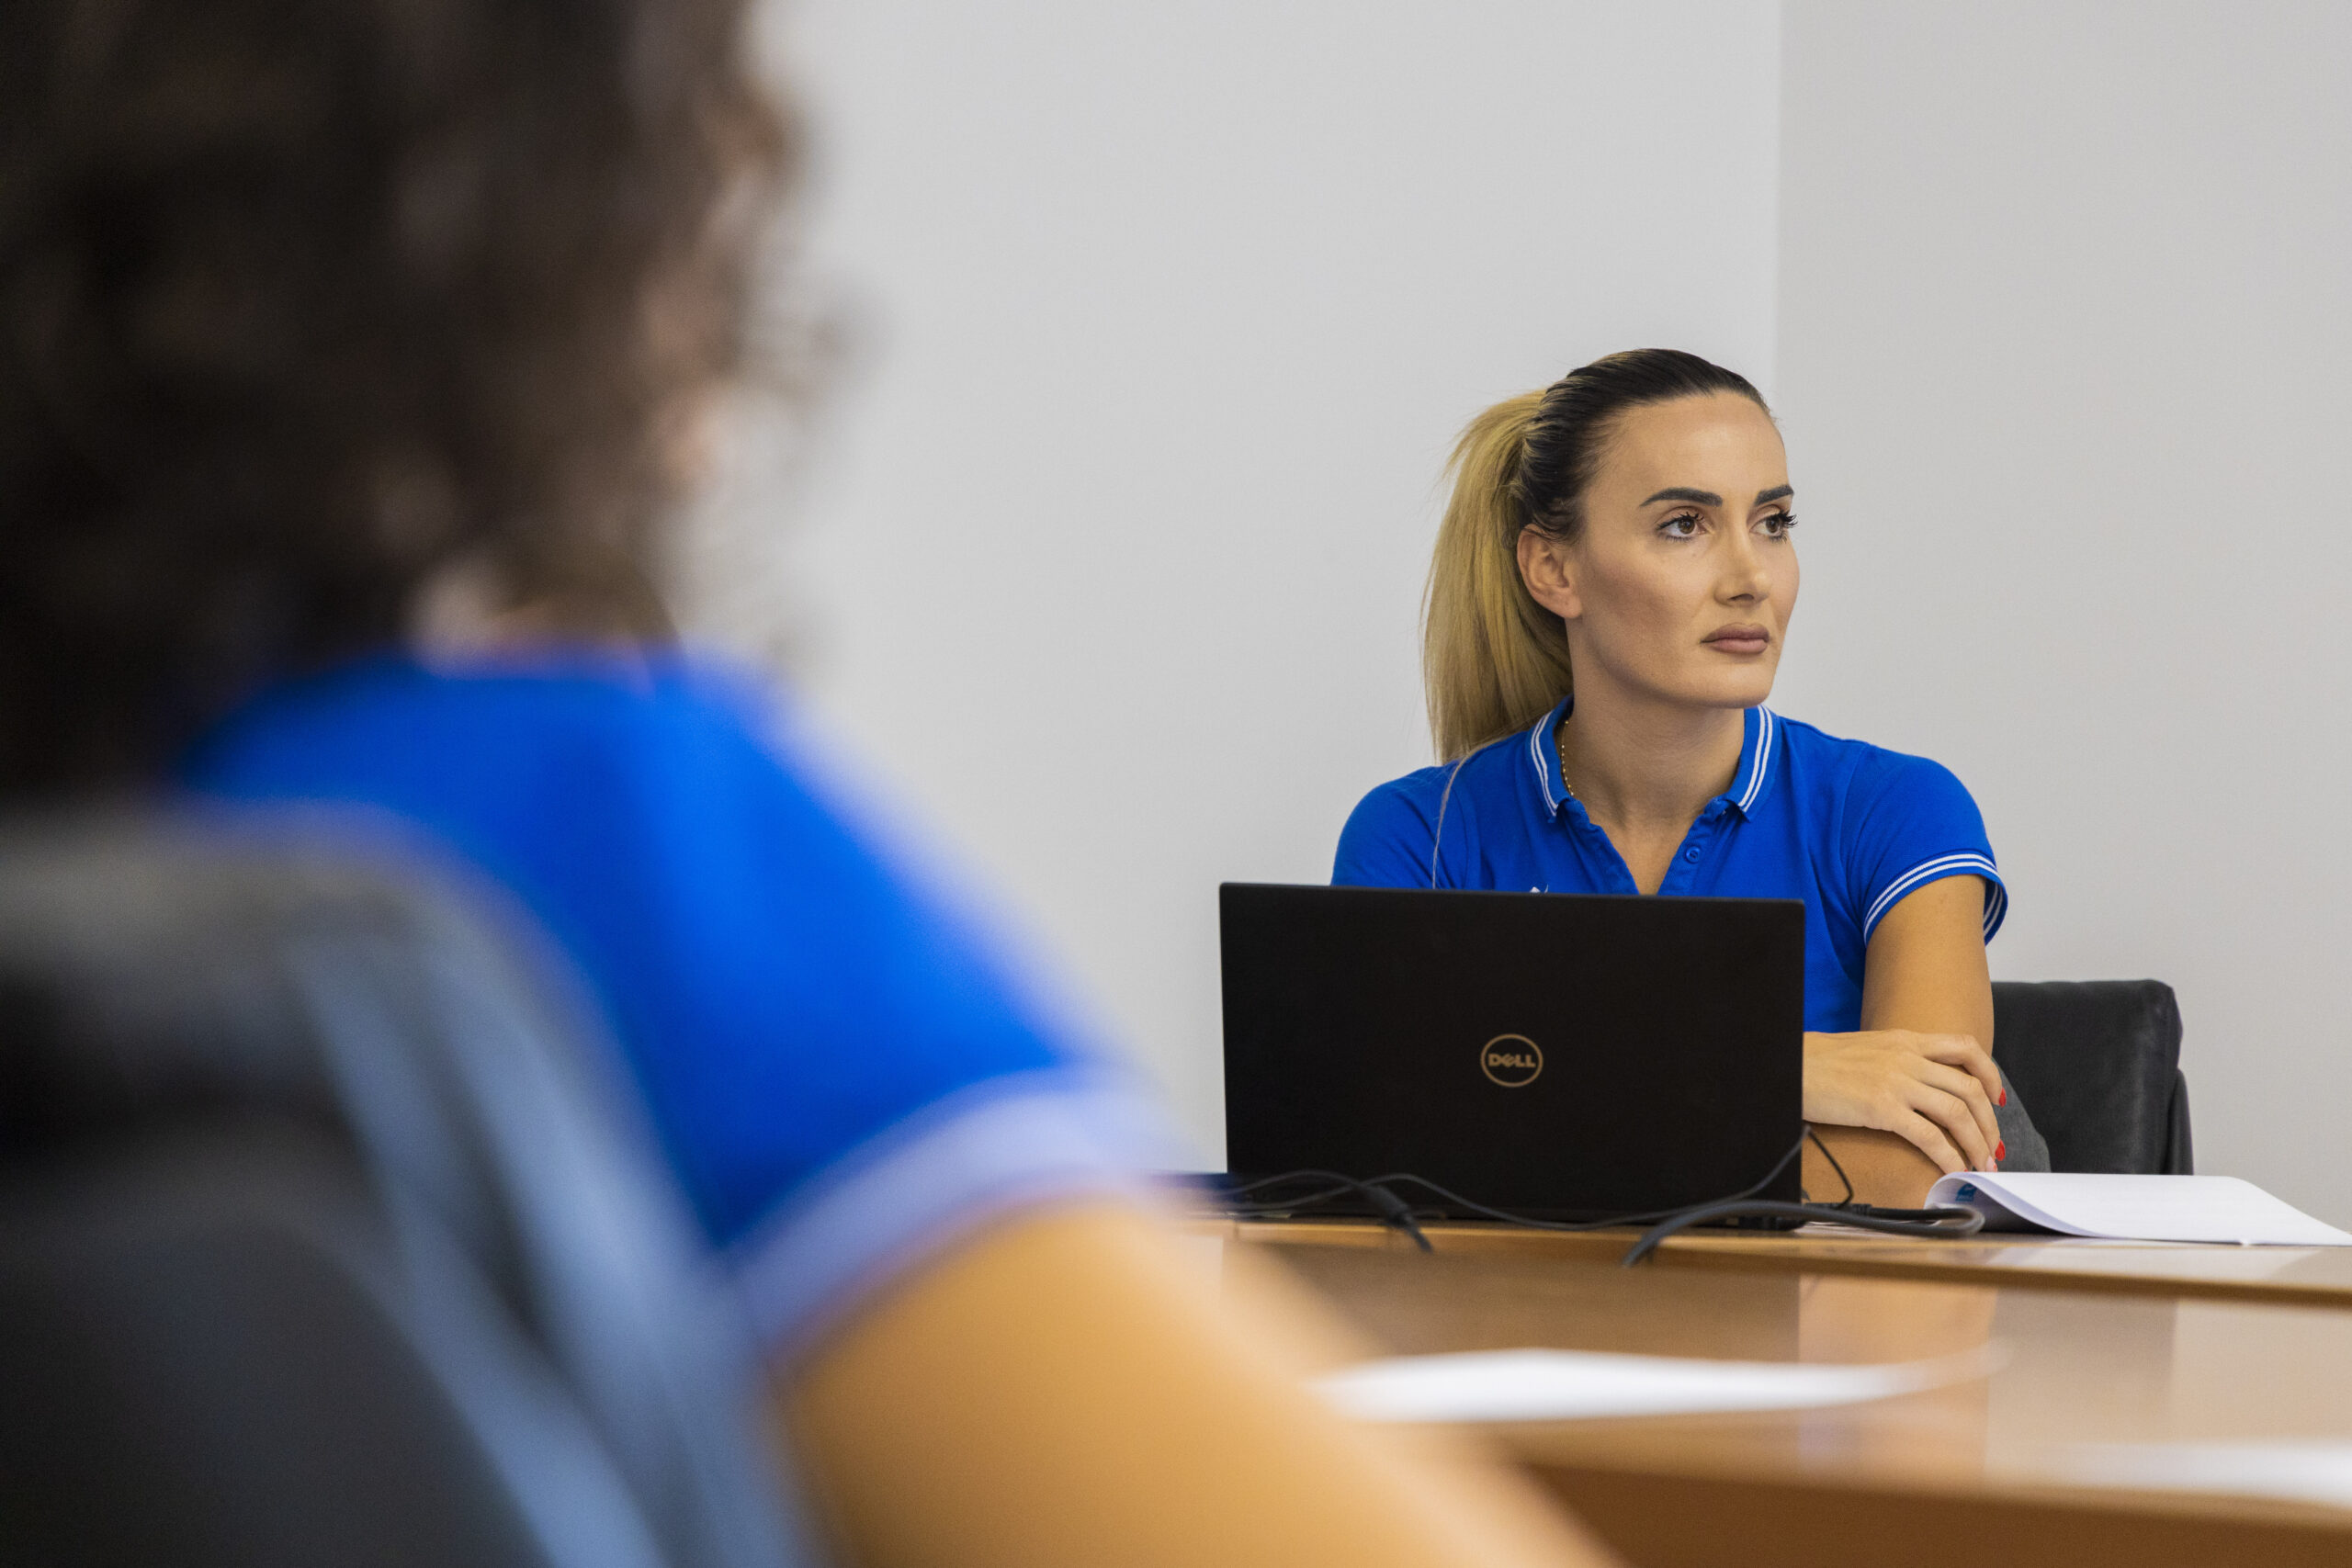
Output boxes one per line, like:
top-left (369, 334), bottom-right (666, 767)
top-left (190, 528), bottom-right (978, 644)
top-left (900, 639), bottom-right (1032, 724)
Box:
top-left (1315, 1345), bottom-right (1999, 1425)
top-left (2041, 1441), bottom-right (2352, 1512)
top-left (1924, 1172), bottom-right (2352, 1247)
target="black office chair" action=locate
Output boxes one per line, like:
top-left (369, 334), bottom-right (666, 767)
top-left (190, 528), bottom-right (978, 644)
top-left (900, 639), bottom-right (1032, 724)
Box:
top-left (1990, 979), bottom-right (2193, 1176)
top-left (0, 815), bottom-right (813, 1568)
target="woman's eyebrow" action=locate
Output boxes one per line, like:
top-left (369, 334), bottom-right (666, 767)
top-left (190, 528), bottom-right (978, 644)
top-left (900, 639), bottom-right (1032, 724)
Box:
top-left (1756, 484), bottom-right (1793, 504)
top-left (1641, 486), bottom-right (1723, 506)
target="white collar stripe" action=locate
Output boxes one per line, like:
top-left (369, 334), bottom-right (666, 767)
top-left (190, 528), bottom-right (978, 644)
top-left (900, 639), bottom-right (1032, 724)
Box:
top-left (1862, 852), bottom-right (2002, 939)
top-left (1526, 707), bottom-right (1567, 811)
top-left (1735, 707), bottom-right (1777, 814)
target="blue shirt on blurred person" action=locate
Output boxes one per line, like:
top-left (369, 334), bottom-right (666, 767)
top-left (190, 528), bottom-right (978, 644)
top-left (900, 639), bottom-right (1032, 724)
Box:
top-left (187, 652), bottom-right (1162, 1357)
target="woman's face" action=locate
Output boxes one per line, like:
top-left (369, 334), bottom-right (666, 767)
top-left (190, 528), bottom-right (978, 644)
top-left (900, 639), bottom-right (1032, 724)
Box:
top-left (1517, 391), bottom-right (1796, 713)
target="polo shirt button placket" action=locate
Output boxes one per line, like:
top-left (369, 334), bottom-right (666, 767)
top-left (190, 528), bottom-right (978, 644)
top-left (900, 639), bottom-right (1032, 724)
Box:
top-left (1682, 847), bottom-right (1701, 863)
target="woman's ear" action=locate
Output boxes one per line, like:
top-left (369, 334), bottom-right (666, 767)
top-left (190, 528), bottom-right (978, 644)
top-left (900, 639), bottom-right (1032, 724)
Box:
top-left (1515, 527), bottom-right (1581, 622)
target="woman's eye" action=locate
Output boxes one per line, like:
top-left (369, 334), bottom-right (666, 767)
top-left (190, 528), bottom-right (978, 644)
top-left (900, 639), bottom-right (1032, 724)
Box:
top-left (1757, 511), bottom-right (1798, 537)
top-left (1659, 513), bottom-right (1702, 538)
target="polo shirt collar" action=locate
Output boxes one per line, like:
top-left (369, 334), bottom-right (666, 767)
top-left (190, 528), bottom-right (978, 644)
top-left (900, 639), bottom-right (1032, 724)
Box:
top-left (1523, 697), bottom-right (1781, 819)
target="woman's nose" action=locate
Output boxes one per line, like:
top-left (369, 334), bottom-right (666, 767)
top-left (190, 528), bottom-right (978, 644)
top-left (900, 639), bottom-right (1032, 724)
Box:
top-left (1719, 536), bottom-right (1770, 601)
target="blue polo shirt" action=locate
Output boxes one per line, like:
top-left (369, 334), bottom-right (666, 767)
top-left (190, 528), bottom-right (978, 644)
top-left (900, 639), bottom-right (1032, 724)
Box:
top-left (1333, 698), bottom-right (2005, 1033)
top-left (183, 653), bottom-right (1167, 1358)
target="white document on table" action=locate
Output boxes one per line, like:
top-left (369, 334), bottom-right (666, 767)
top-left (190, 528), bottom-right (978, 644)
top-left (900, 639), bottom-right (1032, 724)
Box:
top-left (2043, 1441), bottom-right (2352, 1511)
top-left (1924, 1172), bottom-right (2352, 1247)
top-left (1316, 1345), bottom-right (1998, 1425)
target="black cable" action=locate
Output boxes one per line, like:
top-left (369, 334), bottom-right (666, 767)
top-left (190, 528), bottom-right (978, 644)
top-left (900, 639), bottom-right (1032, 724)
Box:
top-left (1359, 1182), bottom-right (1435, 1253)
top-left (1218, 1126), bottom-right (1809, 1239)
top-left (1214, 1127), bottom-right (1989, 1267)
top-left (1804, 1124), bottom-right (1855, 1204)
top-left (1217, 1169), bottom-right (1436, 1251)
top-left (1619, 1197), bottom-right (1984, 1266)
top-left (1604, 1122), bottom-right (1990, 1262)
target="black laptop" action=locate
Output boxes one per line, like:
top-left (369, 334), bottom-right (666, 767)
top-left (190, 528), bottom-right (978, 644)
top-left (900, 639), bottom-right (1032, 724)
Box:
top-left (1219, 884), bottom-right (1805, 1223)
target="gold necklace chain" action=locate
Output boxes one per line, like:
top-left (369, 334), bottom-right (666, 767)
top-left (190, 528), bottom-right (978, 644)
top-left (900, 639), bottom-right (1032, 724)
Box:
top-left (1554, 721), bottom-right (1577, 802)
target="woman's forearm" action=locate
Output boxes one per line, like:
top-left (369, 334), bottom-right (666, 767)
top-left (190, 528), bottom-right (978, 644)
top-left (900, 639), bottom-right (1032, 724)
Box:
top-left (780, 1202), bottom-right (1617, 1568)
top-left (1800, 1122), bottom-right (1947, 1207)
top-left (1803, 875), bottom-right (2005, 1176)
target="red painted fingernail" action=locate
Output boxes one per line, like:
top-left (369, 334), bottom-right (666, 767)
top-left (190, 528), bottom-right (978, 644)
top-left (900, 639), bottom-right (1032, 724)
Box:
top-left (1999, 1089), bottom-right (2007, 1106)
top-left (1996, 1141), bottom-right (2007, 1161)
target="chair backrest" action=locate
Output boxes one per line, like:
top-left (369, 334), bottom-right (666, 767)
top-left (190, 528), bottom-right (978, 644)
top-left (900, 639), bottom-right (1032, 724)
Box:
top-left (1990, 979), bottom-right (2193, 1176)
top-left (0, 814), bottom-right (810, 1568)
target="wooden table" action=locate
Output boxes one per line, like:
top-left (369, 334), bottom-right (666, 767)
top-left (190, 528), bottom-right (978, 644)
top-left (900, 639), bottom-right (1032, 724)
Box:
top-left (1196, 1221), bottom-right (2352, 1566)
top-left (1204, 1213), bottom-right (2352, 1308)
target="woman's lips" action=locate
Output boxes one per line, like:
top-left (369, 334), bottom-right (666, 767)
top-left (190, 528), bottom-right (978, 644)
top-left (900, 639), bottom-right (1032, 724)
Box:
top-left (1703, 625), bottom-right (1771, 655)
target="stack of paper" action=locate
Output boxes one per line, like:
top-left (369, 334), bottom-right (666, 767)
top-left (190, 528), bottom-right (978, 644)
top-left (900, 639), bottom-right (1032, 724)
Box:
top-left (1923, 1172), bottom-right (2352, 1246)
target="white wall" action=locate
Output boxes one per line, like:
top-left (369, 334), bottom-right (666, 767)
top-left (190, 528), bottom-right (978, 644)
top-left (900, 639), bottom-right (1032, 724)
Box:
top-left (684, 2), bottom-right (1782, 1155)
top-left (1775, 2), bottom-right (2352, 1221)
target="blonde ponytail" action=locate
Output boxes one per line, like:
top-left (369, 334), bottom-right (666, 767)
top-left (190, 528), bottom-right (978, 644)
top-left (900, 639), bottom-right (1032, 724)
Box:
top-left (1420, 390), bottom-right (1575, 761)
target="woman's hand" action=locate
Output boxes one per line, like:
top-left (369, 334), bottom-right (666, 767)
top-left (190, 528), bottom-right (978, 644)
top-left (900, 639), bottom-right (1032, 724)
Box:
top-left (1803, 1029), bottom-right (2005, 1174)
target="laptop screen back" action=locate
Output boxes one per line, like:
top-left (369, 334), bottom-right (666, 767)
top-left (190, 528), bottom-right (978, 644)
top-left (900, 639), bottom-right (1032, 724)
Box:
top-left (1219, 884), bottom-right (1805, 1220)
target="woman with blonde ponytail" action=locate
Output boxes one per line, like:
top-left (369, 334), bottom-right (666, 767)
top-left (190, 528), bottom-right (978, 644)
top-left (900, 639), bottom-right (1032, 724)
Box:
top-left (1338, 350), bottom-right (2047, 1200)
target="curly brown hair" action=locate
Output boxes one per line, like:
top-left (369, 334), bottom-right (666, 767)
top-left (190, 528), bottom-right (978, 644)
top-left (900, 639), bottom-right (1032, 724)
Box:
top-left (0, 0), bottom-right (793, 794)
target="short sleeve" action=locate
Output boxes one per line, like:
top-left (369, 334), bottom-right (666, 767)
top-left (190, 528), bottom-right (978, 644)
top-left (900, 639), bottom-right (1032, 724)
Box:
top-left (1842, 749), bottom-right (2007, 944)
top-left (1333, 770), bottom-right (1449, 887)
top-left (185, 658), bottom-right (1180, 1359)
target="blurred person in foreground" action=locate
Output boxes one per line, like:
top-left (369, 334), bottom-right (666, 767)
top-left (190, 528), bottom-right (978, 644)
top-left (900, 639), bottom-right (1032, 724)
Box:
top-left (0, 3), bottom-right (1614, 1564)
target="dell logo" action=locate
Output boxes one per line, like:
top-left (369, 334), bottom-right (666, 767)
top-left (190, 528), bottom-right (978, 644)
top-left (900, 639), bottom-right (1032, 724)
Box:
top-left (1479, 1033), bottom-right (1543, 1088)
